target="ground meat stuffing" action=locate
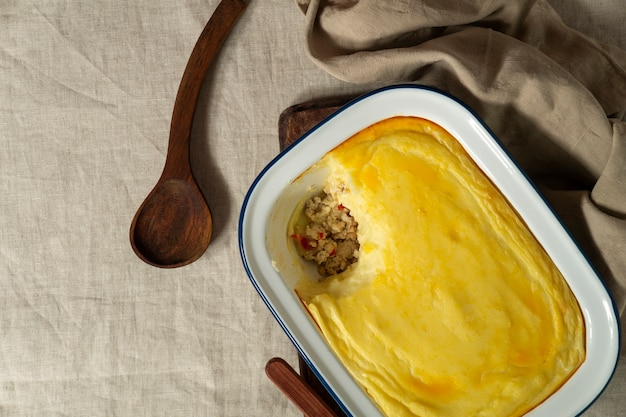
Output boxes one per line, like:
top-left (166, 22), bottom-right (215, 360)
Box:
top-left (291, 190), bottom-right (360, 277)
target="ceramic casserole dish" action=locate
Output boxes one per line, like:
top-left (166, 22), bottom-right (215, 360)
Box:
top-left (239, 85), bottom-right (620, 417)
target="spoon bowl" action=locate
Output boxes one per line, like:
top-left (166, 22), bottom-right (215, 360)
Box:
top-left (131, 178), bottom-right (212, 267)
top-left (130, 0), bottom-right (247, 268)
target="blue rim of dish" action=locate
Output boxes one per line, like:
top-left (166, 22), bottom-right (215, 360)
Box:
top-left (238, 83), bottom-right (621, 417)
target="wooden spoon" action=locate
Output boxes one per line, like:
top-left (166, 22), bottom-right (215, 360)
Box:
top-left (130, 0), bottom-right (247, 268)
top-left (266, 358), bottom-right (338, 417)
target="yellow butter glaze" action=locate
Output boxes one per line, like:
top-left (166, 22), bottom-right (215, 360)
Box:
top-left (294, 117), bottom-right (585, 417)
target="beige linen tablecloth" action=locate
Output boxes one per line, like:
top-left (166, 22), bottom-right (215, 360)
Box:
top-left (0, 0), bottom-right (624, 416)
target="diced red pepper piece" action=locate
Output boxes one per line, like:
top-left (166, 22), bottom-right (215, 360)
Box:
top-left (300, 238), bottom-right (313, 250)
top-left (290, 233), bottom-right (313, 250)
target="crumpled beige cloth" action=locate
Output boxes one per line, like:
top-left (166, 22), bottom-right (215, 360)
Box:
top-left (296, 0), bottom-right (626, 337)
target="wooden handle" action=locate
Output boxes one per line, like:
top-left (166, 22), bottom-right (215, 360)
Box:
top-left (164, 0), bottom-right (247, 178)
top-left (266, 358), bottom-right (339, 417)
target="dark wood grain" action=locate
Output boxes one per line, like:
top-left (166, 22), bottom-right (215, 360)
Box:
top-left (298, 355), bottom-right (349, 417)
top-left (266, 358), bottom-right (338, 417)
top-left (129, 0), bottom-right (247, 268)
top-left (278, 97), bottom-right (352, 150)
top-left (164, 0), bottom-right (248, 178)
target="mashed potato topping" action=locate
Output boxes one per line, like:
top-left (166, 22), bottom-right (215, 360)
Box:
top-left (292, 116), bottom-right (585, 417)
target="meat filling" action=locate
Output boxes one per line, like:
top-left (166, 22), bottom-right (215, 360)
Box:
top-left (291, 190), bottom-right (359, 277)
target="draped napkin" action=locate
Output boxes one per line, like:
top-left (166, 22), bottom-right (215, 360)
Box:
top-left (295, 0), bottom-right (626, 339)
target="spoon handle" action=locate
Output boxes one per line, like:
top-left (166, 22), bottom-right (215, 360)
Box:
top-left (164, 0), bottom-right (247, 178)
top-left (266, 357), bottom-right (339, 417)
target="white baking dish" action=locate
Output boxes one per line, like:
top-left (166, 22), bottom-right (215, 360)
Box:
top-left (239, 84), bottom-right (620, 417)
